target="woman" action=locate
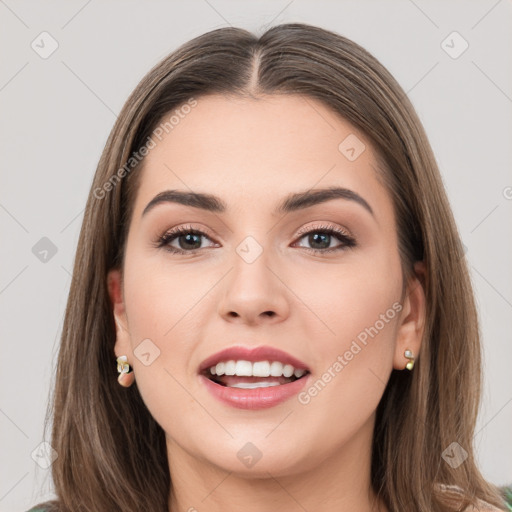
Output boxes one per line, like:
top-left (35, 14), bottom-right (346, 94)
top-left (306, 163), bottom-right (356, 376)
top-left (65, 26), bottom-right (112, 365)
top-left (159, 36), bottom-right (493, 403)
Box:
top-left (28, 23), bottom-right (511, 511)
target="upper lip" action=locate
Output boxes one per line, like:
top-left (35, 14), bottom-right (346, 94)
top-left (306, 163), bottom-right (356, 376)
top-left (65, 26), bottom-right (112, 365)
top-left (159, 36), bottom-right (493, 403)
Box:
top-left (198, 345), bottom-right (310, 373)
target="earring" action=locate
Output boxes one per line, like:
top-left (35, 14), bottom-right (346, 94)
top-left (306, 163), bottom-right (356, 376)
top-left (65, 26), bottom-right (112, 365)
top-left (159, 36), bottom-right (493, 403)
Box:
top-left (404, 349), bottom-right (415, 370)
top-left (117, 355), bottom-right (135, 387)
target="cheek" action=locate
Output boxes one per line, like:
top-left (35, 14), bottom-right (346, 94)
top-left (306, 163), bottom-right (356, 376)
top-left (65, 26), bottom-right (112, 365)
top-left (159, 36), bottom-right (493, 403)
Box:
top-left (292, 257), bottom-right (402, 442)
top-left (123, 250), bottom-right (213, 340)
top-left (120, 249), bottom-right (203, 410)
top-left (292, 247), bottom-right (402, 374)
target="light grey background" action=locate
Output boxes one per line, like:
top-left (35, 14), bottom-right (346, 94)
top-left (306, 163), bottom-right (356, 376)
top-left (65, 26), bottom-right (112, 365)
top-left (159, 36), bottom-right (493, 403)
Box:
top-left (1, 1), bottom-right (511, 510)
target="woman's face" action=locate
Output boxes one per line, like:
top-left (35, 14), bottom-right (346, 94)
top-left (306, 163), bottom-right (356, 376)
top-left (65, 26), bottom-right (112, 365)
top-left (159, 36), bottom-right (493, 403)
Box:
top-left (108, 94), bottom-right (424, 478)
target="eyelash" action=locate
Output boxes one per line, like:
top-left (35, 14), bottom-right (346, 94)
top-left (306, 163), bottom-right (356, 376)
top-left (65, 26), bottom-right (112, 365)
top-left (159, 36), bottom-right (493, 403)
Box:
top-left (154, 223), bottom-right (357, 256)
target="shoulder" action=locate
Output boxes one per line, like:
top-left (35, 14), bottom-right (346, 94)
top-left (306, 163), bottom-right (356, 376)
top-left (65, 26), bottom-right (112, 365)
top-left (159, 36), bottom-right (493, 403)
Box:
top-left (499, 485), bottom-right (512, 511)
top-left (435, 483), bottom-right (512, 512)
top-left (25, 501), bottom-right (59, 512)
top-left (462, 484), bottom-right (512, 512)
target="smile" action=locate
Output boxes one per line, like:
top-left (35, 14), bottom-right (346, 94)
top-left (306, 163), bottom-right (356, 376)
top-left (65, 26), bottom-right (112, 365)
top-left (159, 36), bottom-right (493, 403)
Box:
top-left (200, 361), bottom-right (310, 409)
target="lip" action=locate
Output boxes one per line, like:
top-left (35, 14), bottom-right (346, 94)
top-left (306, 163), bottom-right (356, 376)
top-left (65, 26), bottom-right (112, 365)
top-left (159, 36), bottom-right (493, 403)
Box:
top-left (198, 345), bottom-right (310, 373)
top-left (200, 372), bottom-right (310, 410)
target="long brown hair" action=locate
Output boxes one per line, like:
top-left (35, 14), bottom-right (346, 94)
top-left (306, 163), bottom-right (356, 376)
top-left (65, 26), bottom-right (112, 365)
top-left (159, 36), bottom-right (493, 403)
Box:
top-left (33, 23), bottom-right (507, 511)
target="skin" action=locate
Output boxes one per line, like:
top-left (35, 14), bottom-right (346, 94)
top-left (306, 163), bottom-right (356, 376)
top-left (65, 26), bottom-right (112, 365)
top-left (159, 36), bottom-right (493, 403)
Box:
top-left (108, 94), bottom-right (426, 512)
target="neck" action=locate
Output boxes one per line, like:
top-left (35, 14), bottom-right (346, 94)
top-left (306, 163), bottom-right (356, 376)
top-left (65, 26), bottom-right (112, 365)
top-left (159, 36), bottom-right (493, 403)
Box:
top-left (166, 412), bottom-right (388, 512)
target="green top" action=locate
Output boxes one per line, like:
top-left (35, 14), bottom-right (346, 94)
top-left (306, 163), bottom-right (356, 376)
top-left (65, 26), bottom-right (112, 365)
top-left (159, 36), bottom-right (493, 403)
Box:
top-left (503, 485), bottom-right (512, 511)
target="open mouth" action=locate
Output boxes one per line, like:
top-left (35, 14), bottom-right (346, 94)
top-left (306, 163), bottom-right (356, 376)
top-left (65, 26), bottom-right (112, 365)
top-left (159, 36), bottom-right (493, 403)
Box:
top-left (201, 369), bottom-right (310, 389)
top-left (199, 357), bottom-right (312, 409)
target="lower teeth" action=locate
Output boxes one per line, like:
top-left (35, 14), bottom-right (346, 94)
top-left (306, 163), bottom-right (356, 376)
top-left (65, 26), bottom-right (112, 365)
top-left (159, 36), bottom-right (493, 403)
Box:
top-left (227, 381), bottom-right (282, 389)
top-left (206, 374), bottom-right (303, 388)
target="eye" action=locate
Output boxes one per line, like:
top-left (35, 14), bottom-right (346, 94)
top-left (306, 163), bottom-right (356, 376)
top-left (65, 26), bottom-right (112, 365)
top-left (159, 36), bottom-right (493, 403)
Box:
top-left (154, 223), bottom-right (357, 255)
top-left (293, 224), bottom-right (357, 254)
top-left (155, 224), bottom-right (218, 255)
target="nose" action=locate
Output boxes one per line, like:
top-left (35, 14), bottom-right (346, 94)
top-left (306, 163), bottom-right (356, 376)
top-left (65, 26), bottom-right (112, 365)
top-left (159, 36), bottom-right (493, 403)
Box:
top-left (217, 248), bottom-right (290, 326)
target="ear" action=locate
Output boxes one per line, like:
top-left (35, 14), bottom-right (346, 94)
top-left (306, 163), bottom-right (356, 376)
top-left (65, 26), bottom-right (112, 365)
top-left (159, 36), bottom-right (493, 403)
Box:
top-left (107, 268), bottom-right (132, 358)
top-left (393, 261), bottom-right (426, 370)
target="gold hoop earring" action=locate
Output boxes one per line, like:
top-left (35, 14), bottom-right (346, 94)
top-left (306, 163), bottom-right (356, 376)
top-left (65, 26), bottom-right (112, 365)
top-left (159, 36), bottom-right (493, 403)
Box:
top-left (404, 349), bottom-right (415, 371)
top-left (117, 355), bottom-right (135, 387)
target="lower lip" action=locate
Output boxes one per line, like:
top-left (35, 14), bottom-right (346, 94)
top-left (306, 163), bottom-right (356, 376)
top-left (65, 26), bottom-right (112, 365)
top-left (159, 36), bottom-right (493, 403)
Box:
top-left (199, 374), bottom-right (310, 410)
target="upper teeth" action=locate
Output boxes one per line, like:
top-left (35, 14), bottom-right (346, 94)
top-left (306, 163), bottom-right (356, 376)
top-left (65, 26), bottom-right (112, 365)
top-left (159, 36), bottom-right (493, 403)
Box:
top-left (209, 360), bottom-right (306, 379)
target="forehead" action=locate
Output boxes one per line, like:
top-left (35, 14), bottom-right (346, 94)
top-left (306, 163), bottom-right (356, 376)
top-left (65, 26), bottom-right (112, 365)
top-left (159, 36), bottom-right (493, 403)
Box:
top-left (131, 94), bottom-right (391, 221)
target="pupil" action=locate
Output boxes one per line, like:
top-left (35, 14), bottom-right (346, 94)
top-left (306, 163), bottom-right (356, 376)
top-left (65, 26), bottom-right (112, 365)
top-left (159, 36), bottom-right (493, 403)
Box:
top-left (180, 233), bottom-right (201, 250)
top-left (310, 233), bottom-right (330, 249)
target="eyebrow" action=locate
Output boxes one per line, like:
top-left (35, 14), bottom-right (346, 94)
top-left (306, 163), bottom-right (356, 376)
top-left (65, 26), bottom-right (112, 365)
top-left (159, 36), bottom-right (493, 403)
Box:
top-left (141, 186), bottom-right (374, 218)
